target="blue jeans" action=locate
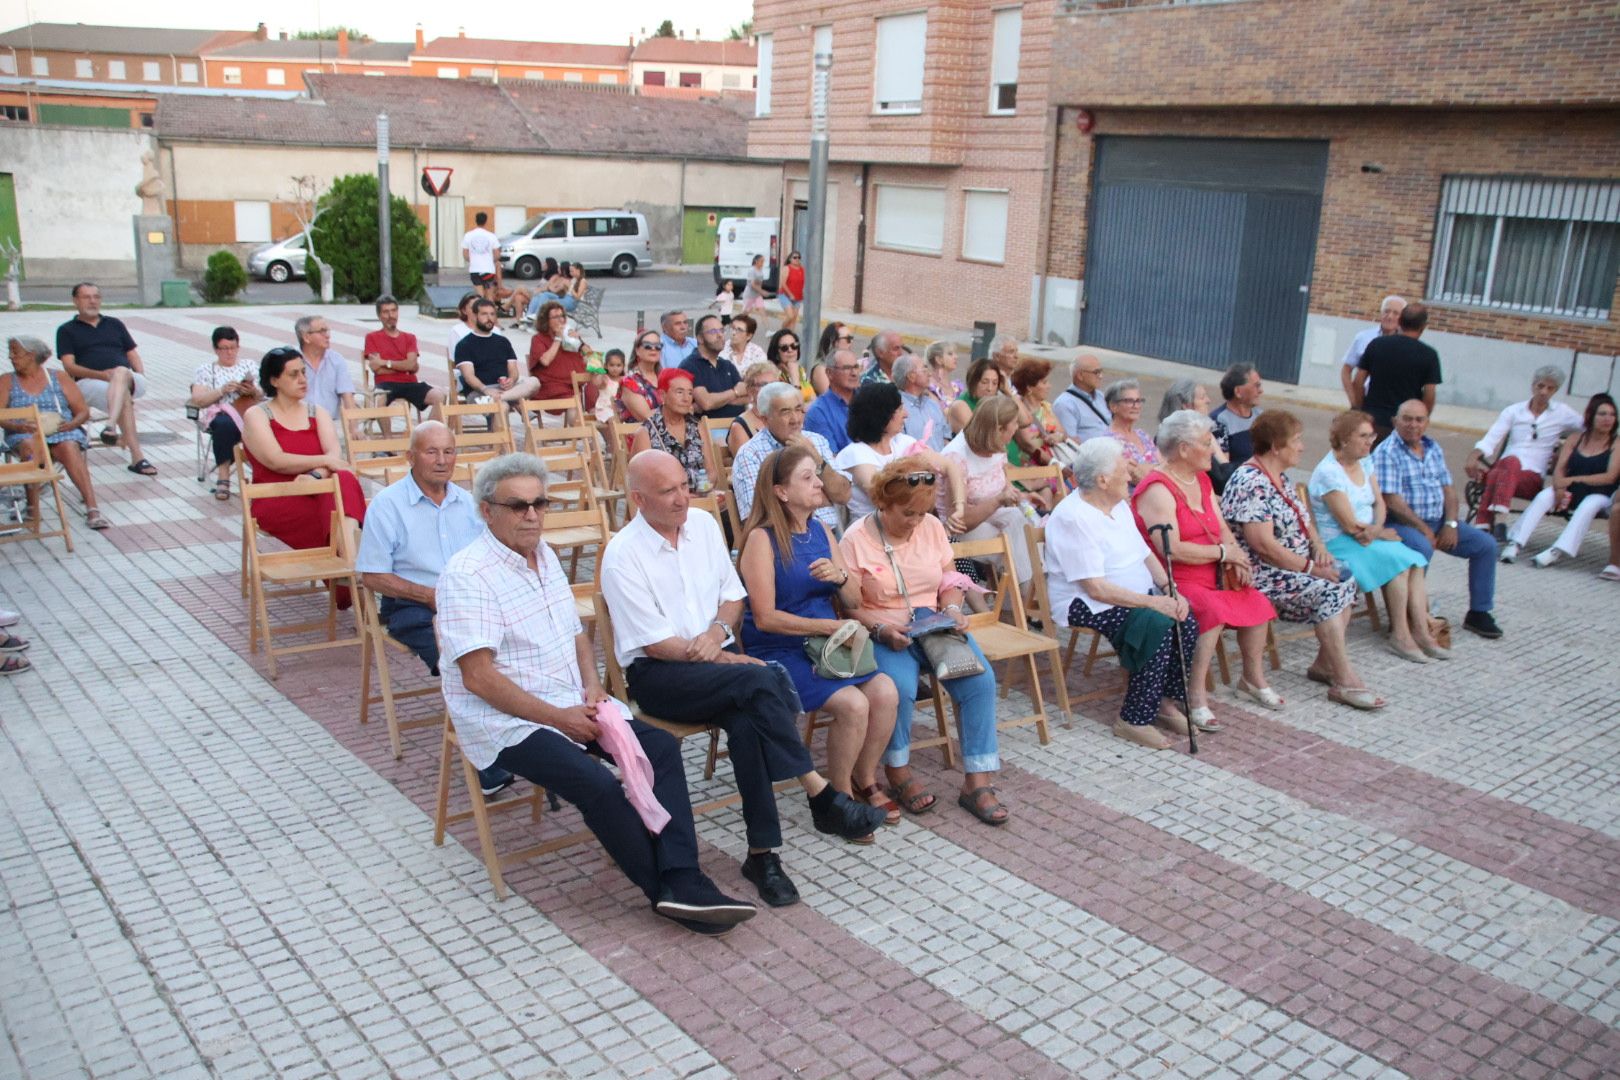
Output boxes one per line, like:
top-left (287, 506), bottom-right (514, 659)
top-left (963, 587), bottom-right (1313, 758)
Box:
top-left (873, 632), bottom-right (999, 774)
top-left (1392, 518), bottom-right (1496, 612)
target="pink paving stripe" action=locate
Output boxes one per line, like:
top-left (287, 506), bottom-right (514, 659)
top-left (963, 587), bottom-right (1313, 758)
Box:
top-left (160, 572), bottom-right (1071, 1080)
top-left (1053, 674), bottom-right (1620, 922)
top-left (900, 750), bottom-right (1620, 1080)
top-left (104, 519), bottom-right (235, 554)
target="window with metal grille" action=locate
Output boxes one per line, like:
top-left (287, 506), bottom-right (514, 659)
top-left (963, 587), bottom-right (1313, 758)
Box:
top-left (1429, 177), bottom-right (1620, 321)
top-left (1, 105), bottom-right (29, 122)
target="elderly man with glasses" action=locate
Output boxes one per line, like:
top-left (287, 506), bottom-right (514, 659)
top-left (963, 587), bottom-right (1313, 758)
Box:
top-left (293, 314), bottom-right (358, 422)
top-left (1054, 353), bottom-right (1109, 443)
top-left (805, 348), bottom-right (864, 455)
top-left (731, 382), bottom-right (852, 528)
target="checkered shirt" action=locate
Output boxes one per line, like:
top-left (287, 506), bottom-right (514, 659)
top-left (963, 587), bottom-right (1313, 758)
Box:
top-left (731, 426), bottom-right (840, 531)
top-left (1370, 434), bottom-right (1452, 524)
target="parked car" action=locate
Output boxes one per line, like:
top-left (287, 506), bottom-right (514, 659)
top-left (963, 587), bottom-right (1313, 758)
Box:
top-left (713, 216), bottom-right (779, 294)
top-left (247, 235), bottom-right (308, 283)
top-left (500, 210), bottom-right (652, 279)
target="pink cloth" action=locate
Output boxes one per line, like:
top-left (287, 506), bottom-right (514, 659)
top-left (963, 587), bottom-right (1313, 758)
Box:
top-left (901, 420), bottom-right (934, 455)
top-left (199, 400), bottom-right (244, 432)
top-left (940, 570), bottom-right (991, 596)
top-left (592, 700), bottom-right (670, 835)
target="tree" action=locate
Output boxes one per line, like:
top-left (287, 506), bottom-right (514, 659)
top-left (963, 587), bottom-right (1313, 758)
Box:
top-left (727, 20), bottom-right (753, 41)
top-left (305, 174), bottom-right (429, 304)
top-left (202, 250), bottom-right (248, 303)
top-left (654, 20), bottom-right (676, 38)
top-left (294, 27), bottom-right (369, 41)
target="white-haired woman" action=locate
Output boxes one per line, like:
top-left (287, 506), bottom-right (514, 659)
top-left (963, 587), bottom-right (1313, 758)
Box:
top-left (2, 335), bottom-right (108, 530)
top-left (1103, 378), bottom-right (1160, 487)
top-left (1046, 439), bottom-right (1197, 750)
top-left (1132, 410), bottom-right (1279, 729)
top-left (1158, 378), bottom-right (1231, 490)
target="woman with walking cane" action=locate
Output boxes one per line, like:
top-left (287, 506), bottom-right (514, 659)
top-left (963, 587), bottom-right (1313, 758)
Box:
top-left (1044, 439), bottom-right (1200, 750)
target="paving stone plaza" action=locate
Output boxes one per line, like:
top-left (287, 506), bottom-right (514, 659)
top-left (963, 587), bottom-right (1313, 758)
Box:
top-left (1, 303), bottom-right (1617, 1079)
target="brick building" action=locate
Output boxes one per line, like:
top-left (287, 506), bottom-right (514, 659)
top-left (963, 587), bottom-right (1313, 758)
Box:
top-left (202, 29), bottom-right (412, 90)
top-left (748, 0), bottom-right (1620, 407)
top-left (0, 22), bottom-right (249, 88)
top-left (630, 38), bottom-right (759, 98)
top-left (408, 32), bottom-right (631, 85)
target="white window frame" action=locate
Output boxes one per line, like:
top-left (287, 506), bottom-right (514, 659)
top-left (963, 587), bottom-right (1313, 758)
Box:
top-left (524, 69), bottom-right (544, 80)
top-left (988, 7), bottom-right (1021, 115)
top-left (107, 60), bottom-right (126, 80)
top-left (179, 62), bottom-right (198, 83)
top-left (873, 183), bottom-right (946, 256)
top-left (142, 60), bottom-right (160, 82)
top-left (437, 66), bottom-right (459, 79)
top-left (266, 67), bottom-right (286, 86)
top-left (75, 58), bottom-right (94, 78)
top-left (0, 55), bottom-right (15, 76)
top-left (222, 67), bottom-right (242, 85)
top-left (234, 200), bottom-right (272, 244)
top-left (563, 72), bottom-right (583, 83)
top-left (755, 33), bottom-right (773, 116)
top-left (598, 72), bottom-right (618, 84)
top-left (961, 188), bottom-right (1010, 265)
top-left (1428, 175), bottom-right (1620, 322)
top-left (31, 56), bottom-right (49, 77)
top-left (873, 12), bottom-right (926, 115)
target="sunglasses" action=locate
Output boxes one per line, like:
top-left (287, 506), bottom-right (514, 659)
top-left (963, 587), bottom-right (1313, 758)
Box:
top-left (779, 343), bottom-right (799, 352)
top-left (637, 340), bottom-right (660, 350)
top-left (903, 472), bottom-right (936, 486)
top-left (836, 334), bottom-right (854, 343)
top-left (489, 497), bottom-right (552, 515)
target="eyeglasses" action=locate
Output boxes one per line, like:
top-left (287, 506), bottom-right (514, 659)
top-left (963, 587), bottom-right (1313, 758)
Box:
top-left (831, 364), bottom-right (862, 374)
top-left (836, 334), bottom-right (854, 343)
top-left (779, 343), bottom-right (799, 352)
top-left (903, 472), bottom-right (936, 486)
top-left (1116, 397), bottom-right (1144, 406)
top-left (637, 340), bottom-right (660, 350)
top-left (489, 497), bottom-right (552, 515)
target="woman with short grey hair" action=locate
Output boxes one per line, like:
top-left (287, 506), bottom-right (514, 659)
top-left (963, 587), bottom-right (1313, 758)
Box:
top-left (1158, 378), bottom-right (1233, 492)
top-left (1045, 437), bottom-right (1200, 750)
top-left (2, 334), bottom-right (108, 530)
top-left (1133, 409), bottom-right (1279, 730)
top-left (1102, 378), bottom-right (1160, 488)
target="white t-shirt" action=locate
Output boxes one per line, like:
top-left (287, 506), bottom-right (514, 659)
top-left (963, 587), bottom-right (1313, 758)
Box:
top-left (834, 433), bottom-right (919, 519)
top-left (447, 322), bottom-right (471, 361)
top-left (1045, 490), bottom-right (1155, 617)
top-left (462, 227), bottom-right (499, 275)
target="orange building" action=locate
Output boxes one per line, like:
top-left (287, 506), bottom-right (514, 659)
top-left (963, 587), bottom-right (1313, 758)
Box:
top-left (201, 28), bottom-right (411, 90)
top-left (408, 31), bottom-right (630, 85)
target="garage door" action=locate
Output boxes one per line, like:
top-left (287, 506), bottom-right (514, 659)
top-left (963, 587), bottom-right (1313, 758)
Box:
top-left (682, 206), bottom-right (753, 265)
top-left (1081, 137), bottom-right (1328, 383)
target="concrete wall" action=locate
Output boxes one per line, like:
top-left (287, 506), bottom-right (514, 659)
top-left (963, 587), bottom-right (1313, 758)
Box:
top-left (0, 124), bottom-right (152, 285)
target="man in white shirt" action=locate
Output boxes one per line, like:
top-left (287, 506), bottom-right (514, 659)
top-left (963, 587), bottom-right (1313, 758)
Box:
top-left (600, 451), bottom-right (886, 909)
top-left (1053, 353), bottom-right (1109, 442)
top-left (1464, 366), bottom-right (1583, 534)
top-left (1341, 295), bottom-right (1404, 406)
top-left (461, 212), bottom-right (501, 300)
top-left (437, 453), bottom-right (757, 935)
top-left (731, 382), bottom-right (850, 529)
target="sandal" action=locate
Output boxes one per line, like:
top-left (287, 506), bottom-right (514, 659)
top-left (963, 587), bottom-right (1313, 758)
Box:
top-left (1188, 706), bottom-right (1224, 733)
top-left (885, 774), bottom-right (936, 815)
top-left (213, 479), bottom-right (231, 501)
top-left (85, 509), bottom-right (110, 530)
top-left (0, 632), bottom-right (28, 653)
top-left (957, 786), bottom-right (1010, 827)
top-left (854, 781), bottom-right (902, 827)
top-left (127, 458), bottom-right (158, 477)
top-left (0, 654), bottom-right (29, 676)
top-left (1235, 678), bottom-right (1285, 710)
top-left (1328, 685), bottom-right (1386, 711)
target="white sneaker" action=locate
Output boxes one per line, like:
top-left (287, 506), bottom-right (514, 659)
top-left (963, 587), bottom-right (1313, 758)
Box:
top-left (1531, 548), bottom-right (1564, 568)
top-left (1499, 542), bottom-right (1520, 564)
top-left (0, 608), bottom-right (17, 628)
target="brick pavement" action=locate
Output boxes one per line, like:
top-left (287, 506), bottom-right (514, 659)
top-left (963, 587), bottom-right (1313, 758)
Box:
top-left (2, 302), bottom-right (1618, 1078)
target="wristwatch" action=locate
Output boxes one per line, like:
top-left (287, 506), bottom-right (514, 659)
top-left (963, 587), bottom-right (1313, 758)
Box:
top-left (1442, 519), bottom-right (1458, 529)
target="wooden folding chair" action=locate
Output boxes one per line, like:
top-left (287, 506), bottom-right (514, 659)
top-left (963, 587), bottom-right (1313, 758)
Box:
top-left (341, 401), bottom-right (415, 482)
top-left (516, 397), bottom-right (583, 451)
top-left (356, 584), bottom-right (445, 760)
top-left (1022, 523), bottom-right (1126, 705)
top-left (240, 473), bottom-right (363, 679)
top-left (1297, 481), bottom-right (1381, 631)
top-left (950, 533), bottom-right (1071, 743)
top-left (0, 406), bottom-right (74, 553)
top-left (443, 401), bottom-right (516, 469)
top-left (704, 416), bottom-right (734, 472)
top-left (801, 657), bottom-right (956, 768)
top-left (543, 503), bottom-right (612, 582)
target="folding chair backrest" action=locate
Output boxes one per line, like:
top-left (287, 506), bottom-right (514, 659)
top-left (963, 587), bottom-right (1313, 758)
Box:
top-left (1004, 463), bottom-right (1064, 490)
top-left (341, 401), bottom-right (415, 471)
top-left (704, 416), bottom-right (733, 469)
top-left (0, 406), bottom-right (50, 470)
top-left (1022, 523), bottom-right (1057, 637)
top-left (517, 397), bottom-right (584, 440)
top-left (241, 472), bottom-right (348, 561)
top-left (443, 401), bottom-right (514, 462)
top-left (689, 494), bottom-right (728, 536)
top-left (948, 533), bottom-right (1030, 631)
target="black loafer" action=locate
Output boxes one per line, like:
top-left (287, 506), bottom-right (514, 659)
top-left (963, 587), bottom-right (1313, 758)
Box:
top-left (740, 852), bottom-right (800, 908)
top-left (1462, 610), bottom-right (1503, 639)
top-left (655, 874), bottom-right (758, 925)
top-left (810, 789), bottom-right (887, 840)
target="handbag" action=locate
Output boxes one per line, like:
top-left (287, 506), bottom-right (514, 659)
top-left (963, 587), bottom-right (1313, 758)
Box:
top-left (803, 619), bottom-right (877, 680)
top-left (874, 518), bottom-right (986, 682)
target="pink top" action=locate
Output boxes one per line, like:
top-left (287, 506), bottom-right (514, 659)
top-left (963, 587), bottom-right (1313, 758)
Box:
top-left (839, 513), bottom-right (955, 619)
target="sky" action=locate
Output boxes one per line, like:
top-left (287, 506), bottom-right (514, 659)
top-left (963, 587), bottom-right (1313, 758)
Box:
top-left (0, 0), bottom-right (756, 46)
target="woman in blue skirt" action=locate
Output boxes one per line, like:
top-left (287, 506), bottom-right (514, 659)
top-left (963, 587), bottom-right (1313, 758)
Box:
top-left (1309, 410), bottom-right (1448, 663)
top-left (740, 444), bottom-right (901, 831)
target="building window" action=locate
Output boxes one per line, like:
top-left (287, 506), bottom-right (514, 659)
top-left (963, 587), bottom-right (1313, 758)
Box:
top-left (494, 206), bottom-right (526, 235)
top-left (524, 70), bottom-right (544, 80)
top-left (1, 105), bottom-right (28, 121)
top-left (222, 67), bottom-right (242, 85)
top-left (598, 73), bottom-right (618, 84)
top-left (437, 67), bottom-right (458, 79)
top-left (755, 33), bottom-right (772, 116)
top-left (142, 61), bottom-right (160, 81)
top-left (678, 71), bottom-right (702, 88)
top-left (873, 12), bottom-right (926, 114)
top-left (470, 67), bottom-right (497, 79)
top-left (179, 62), bottom-right (198, 83)
top-left (1430, 176), bottom-right (1620, 321)
top-left (31, 57), bottom-right (48, 77)
top-left (989, 7), bottom-right (1021, 114)
top-left (265, 67), bottom-right (286, 86)
top-left (139, 112), bottom-right (154, 128)
top-left (642, 70), bottom-right (666, 86)
top-left (75, 58), bottom-right (94, 78)
top-left (874, 184), bottom-right (946, 255)
top-left (108, 60), bottom-right (126, 80)
top-left (722, 72), bottom-right (740, 89)
top-left (234, 201), bottom-right (272, 244)
top-left (563, 72), bottom-right (583, 83)
top-left (961, 189), bottom-right (1010, 264)
top-left (0, 55), bottom-right (14, 76)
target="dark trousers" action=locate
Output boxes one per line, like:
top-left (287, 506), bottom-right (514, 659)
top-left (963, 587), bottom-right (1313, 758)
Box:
top-left (208, 413), bottom-right (243, 467)
top-left (1068, 599), bottom-right (1198, 727)
top-left (626, 657), bottom-right (813, 851)
top-left (493, 723), bottom-right (700, 903)
top-left (380, 597), bottom-right (439, 675)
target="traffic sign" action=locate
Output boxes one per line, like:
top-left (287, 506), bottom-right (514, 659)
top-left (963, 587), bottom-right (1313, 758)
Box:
top-left (420, 166), bottom-right (453, 197)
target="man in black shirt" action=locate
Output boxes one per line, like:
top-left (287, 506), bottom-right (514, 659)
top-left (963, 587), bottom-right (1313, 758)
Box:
top-left (55, 282), bottom-right (156, 476)
top-left (680, 313), bottom-right (745, 420)
top-left (452, 299), bottom-right (538, 409)
top-left (1355, 302), bottom-right (1441, 440)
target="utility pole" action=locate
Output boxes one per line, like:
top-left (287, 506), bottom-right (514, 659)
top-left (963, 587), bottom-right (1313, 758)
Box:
top-left (801, 48), bottom-right (831, 349)
top-left (376, 113), bottom-right (392, 297)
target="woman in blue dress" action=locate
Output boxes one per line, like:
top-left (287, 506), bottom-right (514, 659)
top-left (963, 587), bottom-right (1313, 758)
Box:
top-left (1309, 410), bottom-right (1446, 663)
top-left (740, 443), bottom-right (901, 829)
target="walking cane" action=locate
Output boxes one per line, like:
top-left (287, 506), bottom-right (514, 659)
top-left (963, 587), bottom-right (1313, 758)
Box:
top-left (1145, 523), bottom-right (1197, 755)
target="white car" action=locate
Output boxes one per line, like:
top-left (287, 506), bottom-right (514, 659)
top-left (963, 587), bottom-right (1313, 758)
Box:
top-left (500, 210), bottom-right (652, 279)
top-left (247, 235), bottom-right (308, 283)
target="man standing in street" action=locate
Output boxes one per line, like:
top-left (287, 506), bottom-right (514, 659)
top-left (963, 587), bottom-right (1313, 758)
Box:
top-left (1210, 363), bottom-right (1265, 467)
top-left (363, 295), bottom-right (445, 422)
top-left (861, 330), bottom-right (904, 386)
top-left (461, 212), bottom-right (501, 300)
top-left (55, 282), bottom-right (155, 476)
top-left (680, 314), bottom-right (745, 421)
top-left (1341, 295), bottom-right (1405, 406)
top-left (804, 348), bottom-right (863, 456)
top-left (1355, 302), bottom-right (1442, 440)
top-left (1372, 399), bottom-right (1503, 640)
top-left (1053, 354), bottom-right (1110, 443)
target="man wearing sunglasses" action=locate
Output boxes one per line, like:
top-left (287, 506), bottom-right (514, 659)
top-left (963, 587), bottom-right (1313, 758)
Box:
top-left (1465, 366), bottom-right (1582, 535)
top-left (438, 453), bottom-right (759, 934)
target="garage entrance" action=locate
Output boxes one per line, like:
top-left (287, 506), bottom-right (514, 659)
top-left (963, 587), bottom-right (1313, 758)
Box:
top-left (682, 206), bottom-right (753, 265)
top-left (1081, 137), bottom-right (1328, 383)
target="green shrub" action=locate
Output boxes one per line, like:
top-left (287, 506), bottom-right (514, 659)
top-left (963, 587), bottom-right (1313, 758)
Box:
top-left (202, 249), bottom-right (248, 303)
top-left (306, 174), bottom-right (429, 303)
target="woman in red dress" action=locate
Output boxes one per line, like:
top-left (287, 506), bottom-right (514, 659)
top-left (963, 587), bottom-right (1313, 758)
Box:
top-left (241, 347), bottom-right (366, 604)
top-left (1133, 408), bottom-right (1277, 733)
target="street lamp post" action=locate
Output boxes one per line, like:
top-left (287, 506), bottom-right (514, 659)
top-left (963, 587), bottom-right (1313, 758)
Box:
top-left (801, 49), bottom-right (832, 349)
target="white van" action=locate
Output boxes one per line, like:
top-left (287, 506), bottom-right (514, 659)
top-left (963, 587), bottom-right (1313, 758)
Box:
top-left (500, 210), bottom-right (652, 279)
top-left (713, 217), bottom-right (779, 293)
